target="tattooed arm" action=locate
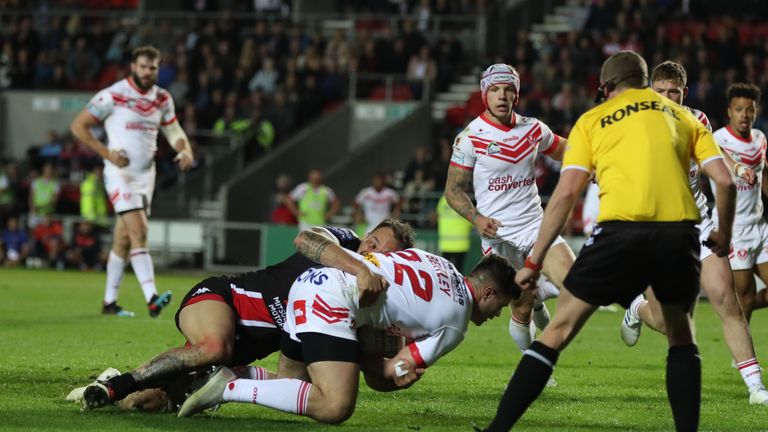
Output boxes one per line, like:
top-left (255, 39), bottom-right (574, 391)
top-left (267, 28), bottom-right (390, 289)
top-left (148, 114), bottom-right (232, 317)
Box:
top-left (294, 228), bottom-right (386, 306)
top-left (445, 165), bottom-right (503, 238)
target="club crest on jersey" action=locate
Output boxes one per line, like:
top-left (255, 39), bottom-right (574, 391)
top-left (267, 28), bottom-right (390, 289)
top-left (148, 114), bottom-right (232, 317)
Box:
top-left (487, 142), bottom-right (501, 155)
top-left (362, 253), bottom-right (381, 268)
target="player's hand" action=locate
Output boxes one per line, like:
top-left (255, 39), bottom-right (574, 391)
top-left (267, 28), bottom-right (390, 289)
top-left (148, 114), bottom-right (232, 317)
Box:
top-left (735, 164), bottom-right (756, 186)
top-left (474, 215), bottom-right (503, 238)
top-left (357, 267), bottom-right (389, 307)
top-left (107, 149), bottom-right (129, 167)
top-left (703, 229), bottom-right (731, 257)
top-left (386, 357), bottom-right (425, 389)
top-left (174, 150), bottom-right (194, 171)
top-left (515, 267), bottom-right (539, 291)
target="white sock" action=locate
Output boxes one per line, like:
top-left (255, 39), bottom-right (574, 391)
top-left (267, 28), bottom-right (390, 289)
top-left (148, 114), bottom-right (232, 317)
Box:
top-left (737, 358), bottom-right (766, 392)
top-left (223, 378), bottom-right (312, 415)
top-left (535, 276), bottom-right (560, 302)
top-left (104, 251), bottom-right (126, 304)
top-left (129, 248), bottom-right (157, 303)
top-left (532, 303), bottom-right (551, 331)
top-left (509, 316), bottom-right (533, 352)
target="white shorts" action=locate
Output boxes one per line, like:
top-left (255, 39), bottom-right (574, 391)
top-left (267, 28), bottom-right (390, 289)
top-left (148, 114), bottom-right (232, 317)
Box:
top-left (728, 221), bottom-right (768, 271)
top-left (480, 227), bottom-right (566, 270)
top-left (285, 267), bottom-right (358, 343)
top-left (697, 218), bottom-right (715, 261)
top-left (104, 169), bottom-right (156, 214)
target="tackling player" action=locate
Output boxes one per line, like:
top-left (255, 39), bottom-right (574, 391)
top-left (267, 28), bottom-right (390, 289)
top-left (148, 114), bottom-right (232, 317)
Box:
top-left (445, 63), bottom-right (573, 353)
top-left (618, 62), bottom-right (768, 405)
top-left (177, 251), bottom-right (520, 423)
top-left (70, 46), bottom-right (195, 317)
top-left (79, 219), bottom-right (414, 410)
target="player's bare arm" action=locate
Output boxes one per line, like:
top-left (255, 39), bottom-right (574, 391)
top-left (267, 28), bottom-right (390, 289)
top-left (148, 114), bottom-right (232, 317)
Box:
top-left (70, 109), bottom-right (129, 167)
top-left (161, 120), bottom-right (194, 171)
top-left (326, 196), bottom-right (341, 221)
top-left (130, 345), bottom-right (209, 383)
top-left (294, 229), bottom-right (386, 306)
top-left (516, 169), bottom-right (590, 290)
top-left (445, 165), bottom-right (502, 237)
top-left (361, 346), bottom-right (424, 391)
top-left (701, 158), bottom-right (736, 256)
top-left (547, 137), bottom-right (569, 162)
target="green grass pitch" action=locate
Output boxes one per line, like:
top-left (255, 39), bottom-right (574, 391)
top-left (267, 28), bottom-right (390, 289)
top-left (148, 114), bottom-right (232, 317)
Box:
top-left (1, 267), bottom-right (767, 431)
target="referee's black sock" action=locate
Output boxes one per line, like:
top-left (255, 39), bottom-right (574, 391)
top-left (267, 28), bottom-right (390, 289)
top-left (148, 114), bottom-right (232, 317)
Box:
top-left (485, 341), bottom-right (560, 432)
top-left (666, 344), bottom-right (701, 432)
top-left (106, 373), bottom-right (138, 401)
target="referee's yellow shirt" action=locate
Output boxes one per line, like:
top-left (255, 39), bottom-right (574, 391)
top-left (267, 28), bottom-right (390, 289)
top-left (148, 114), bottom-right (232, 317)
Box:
top-left (563, 88), bottom-right (723, 223)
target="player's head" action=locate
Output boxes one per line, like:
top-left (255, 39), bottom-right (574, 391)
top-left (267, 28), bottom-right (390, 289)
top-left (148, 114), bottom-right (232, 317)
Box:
top-left (371, 173), bottom-right (385, 190)
top-left (480, 63), bottom-right (520, 119)
top-left (308, 169), bottom-right (323, 186)
top-left (597, 50), bottom-right (648, 102)
top-left (130, 46), bottom-right (161, 91)
top-left (358, 218), bottom-right (415, 254)
top-left (726, 83), bottom-right (761, 136)
top-left (467, 254), bottom-right (520, 326)
top-left (651, 60), bottom-right (687, 104)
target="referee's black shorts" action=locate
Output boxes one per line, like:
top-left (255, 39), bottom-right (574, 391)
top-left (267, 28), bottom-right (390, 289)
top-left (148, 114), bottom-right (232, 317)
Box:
top-left (564, 221), bottom-right (700, 310)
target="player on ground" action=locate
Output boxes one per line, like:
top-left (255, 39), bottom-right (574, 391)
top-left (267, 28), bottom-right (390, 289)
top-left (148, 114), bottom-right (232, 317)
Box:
top-left (177, 251), bottom-right (520, 423)
top-left (480, 51), bottom-right (736, 431)
top-left (619, 62), bottom-right (768, 405)
top-left (79, 219), bottom-right (414, 410)
top-left (707, 84), bottom-right (768, 327)
top-left (70, 46), bottom-right (194, 317)
top-left (445, 63), bottom-right (572, 352)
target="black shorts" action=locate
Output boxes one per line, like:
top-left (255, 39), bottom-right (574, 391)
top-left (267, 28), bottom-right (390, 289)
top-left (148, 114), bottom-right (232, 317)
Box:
top-left (175, 276), bottom-right (282, 366)
top-left (564, 221), bottom-right (700, 310)
top-left (281, 331), bottom-right (360, 364)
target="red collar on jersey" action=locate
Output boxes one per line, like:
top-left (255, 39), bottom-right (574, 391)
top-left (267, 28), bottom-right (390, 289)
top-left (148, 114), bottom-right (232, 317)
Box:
top-left (479, 111), bottom-right (516, 132)
top-left (127, 76), bottom-right (151, 95)
top-left (725, 125), bottom-right (753, 143)
top-left (464, 276), bottom-right (477, 302)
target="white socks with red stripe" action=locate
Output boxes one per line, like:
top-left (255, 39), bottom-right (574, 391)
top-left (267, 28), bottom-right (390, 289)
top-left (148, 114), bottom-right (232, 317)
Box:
top-left (223, 378), bottom-right (312, 415)
top-left (509, 315), bottom-right (534, 352)
top-left (736, 358), bottom-right (766, 393)
top-left (104, 251), bottom-right (125, 304)
top-left (129, 248), bottom-right (157, 303)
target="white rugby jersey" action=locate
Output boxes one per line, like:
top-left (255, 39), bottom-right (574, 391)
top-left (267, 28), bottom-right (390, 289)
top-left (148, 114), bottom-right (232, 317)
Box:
top-left (450, 112), bottom-right (561, 239)
top-left (685, 107), bottom-right (713, 221)
top-left (711, 126), bottom-right (768, 227)
top-left (354, 186), bottom-right (399, 227)
top-left (87, 78), bottom-right (177, 175)
top-left (350, 248), bottom-right (473, 369)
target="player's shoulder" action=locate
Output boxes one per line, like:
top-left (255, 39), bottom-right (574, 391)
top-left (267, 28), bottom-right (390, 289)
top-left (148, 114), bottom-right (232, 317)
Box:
top-left (156, 87), bottom-right (173, 102)
top-left (752, 128), bottom-right (766, 142)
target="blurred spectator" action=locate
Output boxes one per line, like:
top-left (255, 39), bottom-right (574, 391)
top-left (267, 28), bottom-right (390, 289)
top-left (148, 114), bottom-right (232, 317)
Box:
top-left (29, 163), bottom-right (60, 223)
top-left (0, 216), bottom-right (31, 267)
top-left (285, 169), bottom-right (340, 231)
top-left (248, 57), bottom-right (278, 94)
top-left (80, 164), bottom-right (109, 229)
top-left (244, 108), bottom-right (276, 161)
top-left (32, 216), bottom-right (65, 268)
top-left (66, 221), bottom-right (104, 270)
top-left (353, 173), bottom-right (401, 236)
top-left (0, 162), bottom-right (16, 224)
top-left (38, 130), bottom-right (63, 163)
top-left (270, 174), bottom-right (298, 225)
top-left (213, 105), bottom-right (251, 144)
top-left (406, 45), bottom-right (436, 98)
top-left (66, 36), bottom-right (101, 87)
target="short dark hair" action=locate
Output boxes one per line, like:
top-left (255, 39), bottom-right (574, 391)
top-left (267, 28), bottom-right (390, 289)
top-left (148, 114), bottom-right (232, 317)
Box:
top-left (372, 218), bottom-right (415, 249)
top-left (468, 254), bottom-right (520, 300)
top-left (651, 61), bottom-right (687, 87)
top-left (131, 46), bottom-right (161, 63)
top-left (601, 50), bottom-right (648, 90)
top-left (727, 83), bottom-right (761, 104)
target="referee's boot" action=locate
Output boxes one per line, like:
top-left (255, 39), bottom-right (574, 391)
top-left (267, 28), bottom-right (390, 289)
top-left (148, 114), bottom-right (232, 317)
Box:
top-left (148, 291), bottom-right (172, 318)
top-left (620, 295), bottom-right (644, 346)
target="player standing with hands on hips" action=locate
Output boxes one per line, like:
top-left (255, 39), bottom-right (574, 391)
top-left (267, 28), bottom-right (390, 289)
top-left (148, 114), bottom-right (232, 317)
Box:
top-left (479, 51), bottom-right (736, 431)
top-left (71, 46), bottom-right (194, 317)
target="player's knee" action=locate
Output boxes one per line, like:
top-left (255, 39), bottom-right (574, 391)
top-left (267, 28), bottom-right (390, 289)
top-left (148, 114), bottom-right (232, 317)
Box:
top-left (195, 337), bottom-right (233, 364)
top-left (315, 398), bottom-right (355, 424)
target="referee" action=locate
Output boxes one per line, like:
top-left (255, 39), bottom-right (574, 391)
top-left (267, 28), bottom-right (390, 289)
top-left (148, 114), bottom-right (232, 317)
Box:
top-left (480, 51), bottom-right (736, 431)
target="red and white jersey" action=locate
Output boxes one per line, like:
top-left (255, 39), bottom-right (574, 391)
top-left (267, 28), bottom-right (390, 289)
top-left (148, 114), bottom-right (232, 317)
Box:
top-left (354, 186), bottom-right (399, 227)
top-left (352, 249), bottom-right (473, 369)
top-left (450, 112), bottom-right (561, 238)
top-left (87, 78), bottom-right (177, 175)
top-left (685, 107), bottom-right (713, 221)
top-left (712, 126), bottom-right (768, 227)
